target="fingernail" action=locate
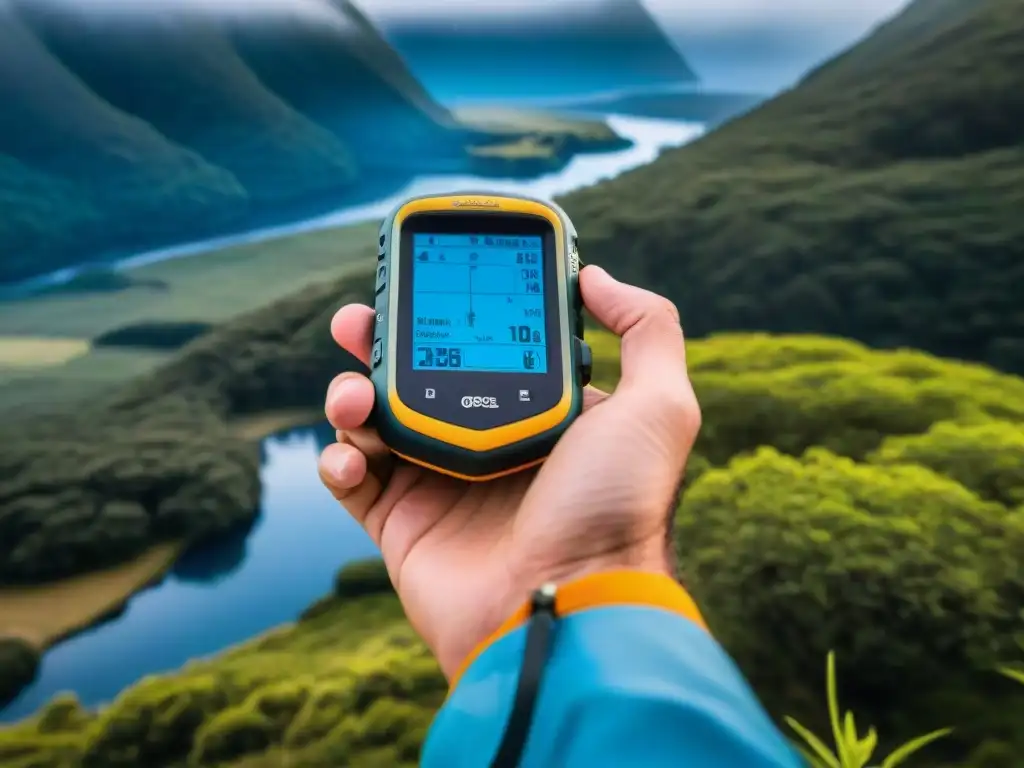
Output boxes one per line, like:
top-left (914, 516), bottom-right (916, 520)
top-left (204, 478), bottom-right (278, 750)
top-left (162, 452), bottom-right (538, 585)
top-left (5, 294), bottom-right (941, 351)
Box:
top-left (329, 452), bottom-right (349, 482)
top-left (327, 377), bottom-right (355, 410)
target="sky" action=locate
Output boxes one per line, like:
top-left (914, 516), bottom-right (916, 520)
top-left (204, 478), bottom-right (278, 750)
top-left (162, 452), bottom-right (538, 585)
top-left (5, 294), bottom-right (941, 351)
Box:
top-left (358, 0), bottom-right (909, 28)
top-left (356, 0), bottom-right (913, 92)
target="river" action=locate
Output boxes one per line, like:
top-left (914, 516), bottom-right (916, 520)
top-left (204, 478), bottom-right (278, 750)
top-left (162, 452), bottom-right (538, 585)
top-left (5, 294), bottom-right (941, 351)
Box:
top-left (0, 113), bottom-right (704, 722)
top-left (4, 115), bottom-right (704, 298)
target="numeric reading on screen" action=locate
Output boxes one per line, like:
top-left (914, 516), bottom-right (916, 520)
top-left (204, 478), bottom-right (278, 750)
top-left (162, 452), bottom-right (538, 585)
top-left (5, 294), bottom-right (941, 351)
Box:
top-left (411, 233), bottom-right (547, 373)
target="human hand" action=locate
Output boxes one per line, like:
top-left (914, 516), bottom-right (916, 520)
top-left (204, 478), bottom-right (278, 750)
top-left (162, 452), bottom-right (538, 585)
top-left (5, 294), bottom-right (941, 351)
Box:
top-left (319, 265), bottom-right (702, 679)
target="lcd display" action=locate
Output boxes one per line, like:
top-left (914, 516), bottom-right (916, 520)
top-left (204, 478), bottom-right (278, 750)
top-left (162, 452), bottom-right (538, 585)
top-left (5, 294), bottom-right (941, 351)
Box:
top-left (411, 232), bottom-right (548, 374)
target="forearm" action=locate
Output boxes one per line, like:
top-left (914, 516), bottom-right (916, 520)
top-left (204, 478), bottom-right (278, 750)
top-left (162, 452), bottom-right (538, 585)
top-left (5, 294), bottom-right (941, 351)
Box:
top-left (422, 571), bottom-right (803, 768)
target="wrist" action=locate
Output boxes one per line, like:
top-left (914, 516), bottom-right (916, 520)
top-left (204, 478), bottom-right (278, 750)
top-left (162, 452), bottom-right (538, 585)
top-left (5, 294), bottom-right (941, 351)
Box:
top-left (438, 555), bottom-right (684, 686)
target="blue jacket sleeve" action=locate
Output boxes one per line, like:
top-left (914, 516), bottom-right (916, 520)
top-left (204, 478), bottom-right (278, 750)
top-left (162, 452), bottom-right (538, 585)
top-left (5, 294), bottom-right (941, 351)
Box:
top-left (421, 571), bottom-right (803, 768)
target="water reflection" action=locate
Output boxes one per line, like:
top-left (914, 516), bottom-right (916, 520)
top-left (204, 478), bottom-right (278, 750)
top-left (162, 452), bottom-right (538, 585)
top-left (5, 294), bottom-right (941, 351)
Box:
top-left (0, 423), bottom-right (377, 722)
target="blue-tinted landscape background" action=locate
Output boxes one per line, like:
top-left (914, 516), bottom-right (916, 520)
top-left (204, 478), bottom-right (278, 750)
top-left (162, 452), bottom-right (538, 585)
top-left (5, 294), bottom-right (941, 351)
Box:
top-left (1, 1), bottom-right (1022, 766)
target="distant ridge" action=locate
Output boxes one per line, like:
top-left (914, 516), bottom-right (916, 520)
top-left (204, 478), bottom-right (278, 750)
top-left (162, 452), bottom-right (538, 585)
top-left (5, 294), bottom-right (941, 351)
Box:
top-left (375, 0), bottom-right (697, 104)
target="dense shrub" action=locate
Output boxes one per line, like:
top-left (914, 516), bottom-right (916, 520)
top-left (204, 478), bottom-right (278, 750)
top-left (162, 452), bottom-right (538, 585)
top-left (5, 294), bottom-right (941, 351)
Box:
top-left (190, 706), bottom-right (276, 765)
top-left (686, 336), bottom-right (1024, 465)
top-left (82, 674), bottom-right (230, 768)
top-left (869, 420), bottom-right (1024, 508)
top-left (334, 559), bottom-right (393, 601)
top-left (92, 321), bottom-right (214, 351)
top-left (0, 638), bottom-right (39, 709)
top-left (677, 447), bottom-right (1024, 759)
top-left (36, 694), bottom-right (91, 734)
top-left (0, 267), bottom-right (374, 584)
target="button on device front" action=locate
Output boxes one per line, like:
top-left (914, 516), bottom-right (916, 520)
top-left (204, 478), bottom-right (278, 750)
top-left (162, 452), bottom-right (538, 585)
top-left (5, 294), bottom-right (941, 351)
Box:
top-left (372, 339), bottom-right (382, 367)
top-left (375, 264), bottom-right (387, 294)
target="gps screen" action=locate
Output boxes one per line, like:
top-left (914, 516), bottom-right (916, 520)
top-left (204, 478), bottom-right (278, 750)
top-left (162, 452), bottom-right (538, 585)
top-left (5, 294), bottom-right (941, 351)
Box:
top-left (411, 232), bottom-right (548, 374)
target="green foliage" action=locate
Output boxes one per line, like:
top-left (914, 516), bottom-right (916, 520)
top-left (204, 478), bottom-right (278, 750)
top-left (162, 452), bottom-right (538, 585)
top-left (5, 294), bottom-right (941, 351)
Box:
top-left (81, 674), bottom-right (231, 767)
top-left (558, 0), bottom-right (1024, 374)
top-left (334, 559), bottom-right (393, 601)
top-left (786, 652), bottom-right (951, 768)
top-left (997, 667), bottom-right (1024, 686)
top-left (0, 638), bottom-right (39, 709)
top-left (92, 321), bottom-right (214, 351)
top-left (676, 446), bottom-right (1024, 758)
top-left (685, 334), bottom-right (1024, 464)
top-left (37, 695), bottom-right (91, 734)
top-left (0, 267), bottom-right (374, 584)
top-left (190, 706), bottom-right (276, 765)
top-left (869, 421), bottom-right (1024, 507)
top-left (0, 595), bottom-right (443, 768)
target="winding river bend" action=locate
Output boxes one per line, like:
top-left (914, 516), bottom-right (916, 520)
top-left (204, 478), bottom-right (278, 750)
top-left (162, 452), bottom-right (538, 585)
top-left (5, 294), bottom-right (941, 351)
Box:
top-left (1, 114), bottom-right (704, 722)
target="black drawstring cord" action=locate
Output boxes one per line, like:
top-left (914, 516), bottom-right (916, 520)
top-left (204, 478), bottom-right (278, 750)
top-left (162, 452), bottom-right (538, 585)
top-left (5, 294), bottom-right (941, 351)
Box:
top-left (489, 583), bottom-right (559, 768)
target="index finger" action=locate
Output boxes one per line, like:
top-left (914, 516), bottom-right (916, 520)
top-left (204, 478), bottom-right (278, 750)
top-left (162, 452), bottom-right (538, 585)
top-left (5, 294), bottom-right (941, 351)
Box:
top-left (331, 303), bottom-right (376, 366)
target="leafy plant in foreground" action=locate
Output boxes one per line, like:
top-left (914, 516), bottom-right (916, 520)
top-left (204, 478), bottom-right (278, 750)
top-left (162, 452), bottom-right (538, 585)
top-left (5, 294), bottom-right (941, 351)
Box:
top-left (785, 652), bottom-right (951, 768)
top-left (998, 667), bottom-right (1024, 686)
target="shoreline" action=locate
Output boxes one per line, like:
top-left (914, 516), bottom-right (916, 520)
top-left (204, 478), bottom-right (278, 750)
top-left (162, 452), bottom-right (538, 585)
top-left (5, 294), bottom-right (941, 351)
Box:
top-left (0, 407), bottom-right (326, 671)
top-left (0, 542), bottom-right (184, 654)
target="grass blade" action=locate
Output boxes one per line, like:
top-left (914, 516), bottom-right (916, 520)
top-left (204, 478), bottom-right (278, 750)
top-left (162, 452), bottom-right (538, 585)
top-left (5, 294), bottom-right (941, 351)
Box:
top-left (879, 728), bottom-right (953, 768)
top-left (785, 716), bottom-right (842, 768)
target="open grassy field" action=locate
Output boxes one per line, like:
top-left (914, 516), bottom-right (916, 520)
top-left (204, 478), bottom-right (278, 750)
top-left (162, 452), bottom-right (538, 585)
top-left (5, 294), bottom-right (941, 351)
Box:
top-left (0, 543), bottom-right (183, 651)
top-left (0, 221), bottom-right (378, 417)
top-left (0, 338), bottom-right (90, 368)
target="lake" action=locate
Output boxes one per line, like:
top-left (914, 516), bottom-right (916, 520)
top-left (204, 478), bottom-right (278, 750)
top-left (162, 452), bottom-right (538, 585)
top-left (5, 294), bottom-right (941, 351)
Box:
top-left (0, 113), bottom-right (704, 722)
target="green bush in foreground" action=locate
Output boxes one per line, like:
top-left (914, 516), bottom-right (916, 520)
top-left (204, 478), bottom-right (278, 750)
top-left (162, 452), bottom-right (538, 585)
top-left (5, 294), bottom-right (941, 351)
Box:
top-left (677, 446), bottom-right (1024, 761)
top-left (0, 594), bottom-right (444, 768)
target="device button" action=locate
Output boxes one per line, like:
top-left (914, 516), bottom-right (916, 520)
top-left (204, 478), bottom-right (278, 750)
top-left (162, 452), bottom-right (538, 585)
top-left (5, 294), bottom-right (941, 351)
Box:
top-left (375, 264), bottom-right (386, 294)
top-left (518, 389), bottom-right (531, 402)
top-left (576, 337), bottom-right (592, 386)
top-left (425, 388), bottom-right (436, 399)
top-left (377, 248), bottom-right (386, 262)
top-left (372, 339), bottom-right (382, 368)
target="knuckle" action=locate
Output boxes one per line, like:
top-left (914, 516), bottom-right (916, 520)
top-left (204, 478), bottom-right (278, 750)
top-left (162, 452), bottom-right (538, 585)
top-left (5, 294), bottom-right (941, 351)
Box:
top-left (654, 295), bottom-right (681, 326)
top-left (662, 385), bottom-right (701, 433)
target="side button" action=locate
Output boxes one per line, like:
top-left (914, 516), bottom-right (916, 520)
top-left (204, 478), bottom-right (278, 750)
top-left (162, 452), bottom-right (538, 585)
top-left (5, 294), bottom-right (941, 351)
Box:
top-left (375, 264), bottom-right (387, 294)
top-left (372, 339), bottom-right (383, 368)
top-left (576, 337), bottom-right (592, 387)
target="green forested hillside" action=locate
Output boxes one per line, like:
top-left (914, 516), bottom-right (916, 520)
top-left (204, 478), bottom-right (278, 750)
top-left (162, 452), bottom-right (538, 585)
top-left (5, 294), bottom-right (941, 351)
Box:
top-left (0, 2), bottom-right (247, 275)
top-left (558, 0), bottom-right (1024, 373)
top-left (15, 1), bottom-right (358, 203)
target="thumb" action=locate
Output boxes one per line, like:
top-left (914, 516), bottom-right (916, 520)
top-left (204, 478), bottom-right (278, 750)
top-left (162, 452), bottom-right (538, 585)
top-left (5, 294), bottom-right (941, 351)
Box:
top-left (580, 265), bottom-right (689, 392)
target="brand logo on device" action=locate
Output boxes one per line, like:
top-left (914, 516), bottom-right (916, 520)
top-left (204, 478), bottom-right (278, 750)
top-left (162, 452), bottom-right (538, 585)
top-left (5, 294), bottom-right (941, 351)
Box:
top-left (452, 198), bottom-right (499, 208)
top-left (461, 395), bottom-right (499, 408)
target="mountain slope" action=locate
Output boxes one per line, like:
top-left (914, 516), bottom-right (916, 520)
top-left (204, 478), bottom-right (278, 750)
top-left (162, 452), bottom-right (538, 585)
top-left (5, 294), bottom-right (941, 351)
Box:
top-left (14, 0), bottom-right (358, 204)
top-left (558, 0), bottom-right (1024, 373)
top-left (801, 0), bottom-right (979, 84)
top-left (373, 0), bottom-right (697, 104)
top-left (0, 0), bottom-right (247, 282)
top-left (226, 0), bottom-right (472, 170)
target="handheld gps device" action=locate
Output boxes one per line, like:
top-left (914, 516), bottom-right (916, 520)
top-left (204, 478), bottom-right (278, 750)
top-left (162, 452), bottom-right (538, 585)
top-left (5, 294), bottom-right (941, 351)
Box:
top-left (369, 192), bottom-right (592, 481)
